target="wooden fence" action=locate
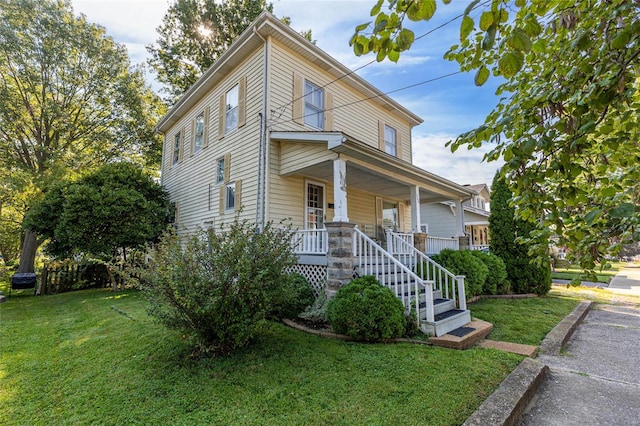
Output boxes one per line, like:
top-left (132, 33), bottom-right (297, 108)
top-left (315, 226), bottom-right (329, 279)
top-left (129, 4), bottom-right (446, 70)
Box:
top-left (39, 263), bottom-right (138, 295)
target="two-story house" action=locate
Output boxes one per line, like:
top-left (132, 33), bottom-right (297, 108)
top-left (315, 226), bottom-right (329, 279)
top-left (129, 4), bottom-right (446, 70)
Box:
top-left (156, 12), bottom-right (477, 336)
top-left (420, 183), bottom-right (491, 253)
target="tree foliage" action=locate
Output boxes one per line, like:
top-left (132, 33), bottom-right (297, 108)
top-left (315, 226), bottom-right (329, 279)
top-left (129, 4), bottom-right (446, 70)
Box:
top-left (489, 173), bottom-right (551, 295)
top-left (0, 0), bottom-right (166, 271)
top-left (353, 0), bottom-right (640, 270)
top-left (147, 0), bottom-right (314, 101)
top-left (24, 162), bottom-right (172, 260)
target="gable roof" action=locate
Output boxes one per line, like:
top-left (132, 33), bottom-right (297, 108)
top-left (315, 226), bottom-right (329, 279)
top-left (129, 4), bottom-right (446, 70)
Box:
top-left (464, 183), bottom-right (490, 201)
top-left (156, 11), bottom-right (423, 134)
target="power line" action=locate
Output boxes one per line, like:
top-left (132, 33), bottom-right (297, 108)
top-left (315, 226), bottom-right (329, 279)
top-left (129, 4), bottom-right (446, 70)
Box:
top-left (269, 0), bottom-right (491, 122)
top-left (269, 70), bottom-right (462, 127)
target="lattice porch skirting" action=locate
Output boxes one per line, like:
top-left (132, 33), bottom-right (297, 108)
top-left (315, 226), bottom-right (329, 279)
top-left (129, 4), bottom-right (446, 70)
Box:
top-left (288, 263), bottom-right (327, 297)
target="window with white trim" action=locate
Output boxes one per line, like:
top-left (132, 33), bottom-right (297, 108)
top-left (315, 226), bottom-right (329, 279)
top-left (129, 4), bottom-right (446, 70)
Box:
top-left (384, 124), bottom-right (397, 156)
top-left (304, 80), bottom-right (324, 129)
top-left (216, 157), bottom-right (225, 184)
top-left (172, 132), bottom-right (181, 164)
top-left (225, 182), bottom-right (236, 211)
top-left (225, 84), bottom-right (239, 133)
top-left (194, 112), bottom-right (204, 153)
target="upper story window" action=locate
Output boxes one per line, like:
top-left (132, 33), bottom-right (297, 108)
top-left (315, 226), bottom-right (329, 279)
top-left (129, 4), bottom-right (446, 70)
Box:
top-left (304, 80), bottom-right (324, 129)
top-left (225, 84), bottom-right (239, 133)
top-left (384, 124), bottom-right (397, 156)
top-left (194, 112), bottom-right (205, 153)
top-left (225, 183), bottom-right (236, 211)
top-left (172, 132), bottom-right (181, 165)
top-left (216, 157), bottom-right (225, 185)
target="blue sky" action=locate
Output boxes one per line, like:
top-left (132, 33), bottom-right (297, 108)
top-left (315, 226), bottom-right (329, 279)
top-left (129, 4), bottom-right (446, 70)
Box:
top-left (72, 0), bottom-right (504, 186)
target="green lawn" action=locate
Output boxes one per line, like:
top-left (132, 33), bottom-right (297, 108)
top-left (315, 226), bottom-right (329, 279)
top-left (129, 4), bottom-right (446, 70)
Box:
top-left (470, 296), bottom-right (580, 346)
top-left (551, 261), bottom-right (628, 284)
top-left (1, 289), bottom-right (522, 426)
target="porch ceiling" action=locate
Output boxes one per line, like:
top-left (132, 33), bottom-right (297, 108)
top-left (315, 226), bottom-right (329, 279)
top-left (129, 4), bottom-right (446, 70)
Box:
top-left (293, 160), bottom-right (456, 203)
top-left (272, 131), bottom-right (476, 203)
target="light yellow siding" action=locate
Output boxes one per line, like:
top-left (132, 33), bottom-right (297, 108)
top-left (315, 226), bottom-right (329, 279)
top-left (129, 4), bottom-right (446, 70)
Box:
top-left (267, 40), bottom-right (414, 162)
top-left (161, 47), bottom-right (264, 234)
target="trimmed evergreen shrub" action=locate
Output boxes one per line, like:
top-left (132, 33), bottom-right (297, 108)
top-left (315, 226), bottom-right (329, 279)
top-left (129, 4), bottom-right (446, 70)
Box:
top-left (430, 249), bottom-right (488, 298)
top-left (267, 273), bottom-right (314, 319)
top-left (326, 276), bottom-right (406, 341)
top-left (489, 173), bottom-right (552, 295)
top-left (470, 250), bottom-right (509, 295)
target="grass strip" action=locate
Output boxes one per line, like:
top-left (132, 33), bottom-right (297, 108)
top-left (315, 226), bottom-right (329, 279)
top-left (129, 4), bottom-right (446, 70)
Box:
top-left (1, 289), bottom-right (522, 426)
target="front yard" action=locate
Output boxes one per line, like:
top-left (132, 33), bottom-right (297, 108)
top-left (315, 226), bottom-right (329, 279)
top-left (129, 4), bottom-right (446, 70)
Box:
top-left (0, 285), bottom-right (616, 425)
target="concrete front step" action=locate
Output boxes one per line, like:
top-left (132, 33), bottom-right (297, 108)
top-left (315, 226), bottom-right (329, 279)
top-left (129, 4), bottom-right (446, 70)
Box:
top-left (421, 308), bottom-right (472, 337)
top-left (428, 319), bottom-right (493, 349)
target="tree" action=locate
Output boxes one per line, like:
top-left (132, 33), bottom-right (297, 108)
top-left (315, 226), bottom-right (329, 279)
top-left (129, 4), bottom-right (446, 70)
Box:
top-left (24, 162), bottom-right (172, 261)
top-left (147, 0), bottom-right (314, 101)
top-left (489, 172), bottom-right (550, 295)
top-left (352, 0), bottom-right (640, 271)
top-left (0, 0), bottom-right (166, 272)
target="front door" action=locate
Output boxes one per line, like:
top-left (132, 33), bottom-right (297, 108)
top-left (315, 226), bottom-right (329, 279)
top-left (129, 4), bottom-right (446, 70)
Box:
top-left (305, 182), bottom-right (325, 230)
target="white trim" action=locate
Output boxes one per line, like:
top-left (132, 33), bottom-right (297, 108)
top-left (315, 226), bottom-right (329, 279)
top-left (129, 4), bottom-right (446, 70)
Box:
top-left (304, 179), bottom-right (326, 230)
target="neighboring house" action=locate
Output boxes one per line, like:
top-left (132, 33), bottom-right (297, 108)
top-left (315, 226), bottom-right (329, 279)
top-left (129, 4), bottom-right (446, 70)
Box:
top-left (420, 183), bottom-right (491, 253)
top-left (156, 12), bottom-right (476, 336)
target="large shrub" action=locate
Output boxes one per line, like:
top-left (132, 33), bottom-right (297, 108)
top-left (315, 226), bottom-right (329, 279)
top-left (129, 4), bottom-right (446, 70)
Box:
top-left (267, 273), bottom-right (314, 320)
top-left (489, 173), bottom-right (552, 295)
top-left (470, 251), bottom-right (509, 295)
top-left (326, 276), bottom-right (406, 341)
top-left (430, 249), bottom-right (488, 298)
top-left (138, 218), bottom-right (297, 355)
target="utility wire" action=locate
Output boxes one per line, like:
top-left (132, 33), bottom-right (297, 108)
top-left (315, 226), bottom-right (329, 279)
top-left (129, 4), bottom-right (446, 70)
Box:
top-left (269, 0), bottom-right (491, 123)
top-left (269, 70), bottom-right (462, 127)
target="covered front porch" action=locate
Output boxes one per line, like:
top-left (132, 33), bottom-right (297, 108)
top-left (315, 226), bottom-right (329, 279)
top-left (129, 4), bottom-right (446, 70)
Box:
top-left (272, 131), bottom-right (475, 257)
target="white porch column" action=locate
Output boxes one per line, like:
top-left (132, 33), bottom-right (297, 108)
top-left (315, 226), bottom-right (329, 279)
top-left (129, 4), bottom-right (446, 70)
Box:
top-left (332, 157), bottom-right (349, 222)
top-left (410, 185), bottom-right (421, 232)
top-left (455, 199), bottom-right (466, 237)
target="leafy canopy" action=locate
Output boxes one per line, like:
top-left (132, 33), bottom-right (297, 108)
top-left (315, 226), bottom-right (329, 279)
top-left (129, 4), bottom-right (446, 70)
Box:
top-left (0, 0), bottom-right (167, 271)
top-left (147, 0), bottom-right (314, 102)
top-left (24, 162), bottom-right (172, 260)
top-left (353, 0), bottom-right (640, 269)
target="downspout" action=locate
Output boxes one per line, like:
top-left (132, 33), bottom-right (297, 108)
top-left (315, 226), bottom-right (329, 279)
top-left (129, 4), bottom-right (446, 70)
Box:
top-left (254, 26), bottom-right (269, 232)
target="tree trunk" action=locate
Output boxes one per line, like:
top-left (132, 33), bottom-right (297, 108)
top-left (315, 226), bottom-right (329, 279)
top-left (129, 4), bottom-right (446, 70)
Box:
top-left (17, 229), bottom-right (39, 273)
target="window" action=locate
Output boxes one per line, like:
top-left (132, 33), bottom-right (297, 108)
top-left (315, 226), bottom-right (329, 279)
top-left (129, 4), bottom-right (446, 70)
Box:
top-left (225, 183), bottom-right (235, 211)
top-left (225, 84), bottom-right (239, 133)
top-left (304, 80), bottom-right (324, 129)
top-left (172, 132), bottom-right (181, 164)
top-left (216, 157), bottom-right (225, 184)
top-left (384, 125), bottom-right (397, 156)
top-left (194, 112), bottom-right (205, 153)
top-left (382, 200), bottom-right (399, 231)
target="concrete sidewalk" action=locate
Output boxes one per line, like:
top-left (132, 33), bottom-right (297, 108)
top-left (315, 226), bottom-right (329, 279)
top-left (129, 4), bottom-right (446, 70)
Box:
top-left (518, 265), bottom-right (640, 425)
top-left (607, 263), bottom-right (640, 295)
top-left (518, 303), bottom-right (640, 425)
top-left (466, 265), bottom-right (640, 426)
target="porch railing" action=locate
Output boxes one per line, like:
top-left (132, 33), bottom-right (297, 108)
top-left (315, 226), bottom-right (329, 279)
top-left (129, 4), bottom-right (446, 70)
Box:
top-left (385, 230), bottom-right (413, 254)
top-left (387, 232), bottom-right (467, 311)
top-left (426, 236), bottom-right (459, 254)
top-left (353, 227), bottom-right (434, 323)
top-left (470, 244), bottom-right (490, 251)
top-left (292, 229), bottom-right (327, 254)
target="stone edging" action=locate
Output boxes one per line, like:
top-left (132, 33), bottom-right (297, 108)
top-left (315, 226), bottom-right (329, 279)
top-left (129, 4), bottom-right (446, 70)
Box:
top-left (463, 358), bottom-right (549, 426)
top-left (281, 318), bottom-right (432, 345)
top-left (538, 300), bottom-right (593, 355)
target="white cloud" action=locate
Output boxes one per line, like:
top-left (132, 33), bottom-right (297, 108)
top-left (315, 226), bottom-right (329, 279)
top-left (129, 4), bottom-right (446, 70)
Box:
top-left (412, 133), bottom-right (503, 186)
top-left (72, 0), bottom-right (168, 65)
